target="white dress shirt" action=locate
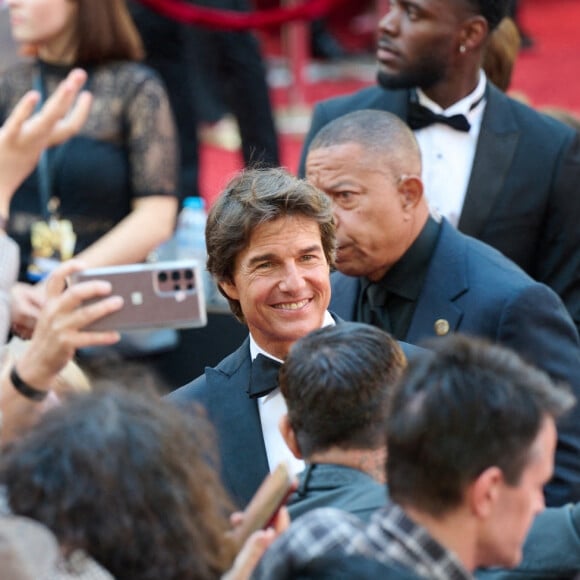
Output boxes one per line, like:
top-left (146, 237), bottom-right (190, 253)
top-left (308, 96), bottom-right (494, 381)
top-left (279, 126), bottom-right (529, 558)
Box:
top-left (250, 310), bottom-right (335, 478)
top-left (414, 70), bottom-right (487, 226)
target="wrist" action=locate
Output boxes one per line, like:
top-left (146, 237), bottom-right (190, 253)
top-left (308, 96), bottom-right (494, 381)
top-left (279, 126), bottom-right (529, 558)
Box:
top-left (10, 364), bottom-right (49, 402)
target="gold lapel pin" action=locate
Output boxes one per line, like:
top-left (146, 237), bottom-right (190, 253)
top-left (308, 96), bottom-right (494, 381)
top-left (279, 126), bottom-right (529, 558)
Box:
top-left (434, 319), bottom-right (450, 336)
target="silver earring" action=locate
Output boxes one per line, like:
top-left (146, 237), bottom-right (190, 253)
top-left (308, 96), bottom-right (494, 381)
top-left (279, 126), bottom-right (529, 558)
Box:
top-left (459, 45), bottom-right (467, 54)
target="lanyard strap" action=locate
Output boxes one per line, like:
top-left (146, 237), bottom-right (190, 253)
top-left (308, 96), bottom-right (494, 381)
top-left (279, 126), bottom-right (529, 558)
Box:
top-left (33, 70), bottom-right (56, 221)
top-left (32, 66), bottom-right (91, 221)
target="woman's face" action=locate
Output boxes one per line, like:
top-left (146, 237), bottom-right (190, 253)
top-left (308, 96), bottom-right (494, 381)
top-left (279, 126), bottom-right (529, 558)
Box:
top-left (7, 0), bottom-right (78, 54)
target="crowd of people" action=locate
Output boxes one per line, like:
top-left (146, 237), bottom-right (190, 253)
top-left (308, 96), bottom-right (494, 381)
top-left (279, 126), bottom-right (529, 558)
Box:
top-left (1, 0), bottom-right (580, 578)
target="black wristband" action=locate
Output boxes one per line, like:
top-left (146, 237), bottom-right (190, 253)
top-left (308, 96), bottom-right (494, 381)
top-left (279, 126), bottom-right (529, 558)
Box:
top-left (9, 366), bottom-right (48, 402)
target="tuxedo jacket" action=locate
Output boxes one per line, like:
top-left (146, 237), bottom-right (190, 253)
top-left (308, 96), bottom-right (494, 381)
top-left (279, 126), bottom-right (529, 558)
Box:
top-left (168, 323), bottom-right (421, 509)
top-left (330, 220), bottom-right (580, 506)
top-left (299, 81), bottom-right (580, 333)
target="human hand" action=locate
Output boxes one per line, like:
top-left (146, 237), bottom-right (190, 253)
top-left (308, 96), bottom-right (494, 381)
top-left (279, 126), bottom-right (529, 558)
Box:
top-left (223, 507), bottom-right (289, 580)
top-left (10, 282), bottom-right (46, 339)
top-left (14, 259), bottom-right (123, 390)
top-left (0, 68), bottom-right (92, 218)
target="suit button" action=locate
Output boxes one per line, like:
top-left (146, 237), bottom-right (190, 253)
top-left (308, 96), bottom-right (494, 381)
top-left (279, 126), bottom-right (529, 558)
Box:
top-left (434, 319), bottom-right (450, 336)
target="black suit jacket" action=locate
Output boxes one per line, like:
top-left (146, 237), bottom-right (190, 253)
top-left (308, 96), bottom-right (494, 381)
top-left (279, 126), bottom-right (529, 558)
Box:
top-left (168, 321), bottom-right (422, 508)
top-left (330, 220), bottom-right (580, 506)
top-left (299, 82), bottom-right (580, 333)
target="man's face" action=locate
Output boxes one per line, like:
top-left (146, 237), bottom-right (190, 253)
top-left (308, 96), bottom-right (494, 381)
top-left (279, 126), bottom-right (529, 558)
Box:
top-left (306, 143), bottom-right (413, 282)
top-left (220, 215), bottom-right (331, 360)
top-left (479, 417), bottom-right (557, 569)
top-left (376, 0), bottom-right (467, 90)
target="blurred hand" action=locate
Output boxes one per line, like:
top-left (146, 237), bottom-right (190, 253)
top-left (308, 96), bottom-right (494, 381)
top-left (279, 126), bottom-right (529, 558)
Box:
top-left (0, 68), bottom-right (92, 216)
top-left (224, 507), bottom-right (290, 580)
top-left (10, 282), bottom-right (46, 339)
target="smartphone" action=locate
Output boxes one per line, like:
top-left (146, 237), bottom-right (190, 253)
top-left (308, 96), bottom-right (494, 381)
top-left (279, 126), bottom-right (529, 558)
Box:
top-left (229, 462), bottom-right (297, 550)
top-left (68, 260), bottom-right (207, 331)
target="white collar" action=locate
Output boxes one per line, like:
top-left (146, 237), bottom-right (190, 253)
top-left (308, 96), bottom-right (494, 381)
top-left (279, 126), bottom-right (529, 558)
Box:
top-left (416, 70), bottom-right (487, 116)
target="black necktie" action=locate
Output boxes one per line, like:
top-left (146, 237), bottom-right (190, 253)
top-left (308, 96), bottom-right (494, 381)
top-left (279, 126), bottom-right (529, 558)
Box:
top-left (248, 354), bottom-right (282, 399)
top-left (407, 101), bottom-right (471, 132)
top-left (361, 283), bottom-right (392, 333)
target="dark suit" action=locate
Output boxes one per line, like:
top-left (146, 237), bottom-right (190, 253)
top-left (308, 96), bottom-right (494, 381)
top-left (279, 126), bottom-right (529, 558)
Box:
top-left (330, 220), bottom-right (580, 506)
top-left (299, 82), bottom-right (580, 333)
top-left (168, 325), bottom-right (421, 508)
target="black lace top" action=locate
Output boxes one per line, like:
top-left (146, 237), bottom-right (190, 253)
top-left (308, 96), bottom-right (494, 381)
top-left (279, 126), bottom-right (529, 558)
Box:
top-left (0, 59), bottom-right (178, 278)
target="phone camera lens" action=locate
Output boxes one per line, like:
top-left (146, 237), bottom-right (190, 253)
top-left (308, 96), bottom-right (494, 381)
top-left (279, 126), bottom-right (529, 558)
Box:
top-left (184, 269), bottom-right (194, 280)
top-left (158, 271), bottom-right (168, 282)
top-left (171, 270), bottom-right (180, 281)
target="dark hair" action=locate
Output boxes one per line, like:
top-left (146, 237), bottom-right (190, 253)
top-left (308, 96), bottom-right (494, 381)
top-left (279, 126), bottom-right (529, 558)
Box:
top-left (308, 110), bottom-right (421, 176)
top-left (387, 334), bottom-right (575, 516)
top-left (280, 323), bottom-right (407, 457)
top-left (464, 0), bottom-right (510, 31)
top-left (0, 389), bottom-right (236, 580)
top-left (74, 0), bottom-right (144, 65)
top-left (206, 167), bottom-right (335, 321)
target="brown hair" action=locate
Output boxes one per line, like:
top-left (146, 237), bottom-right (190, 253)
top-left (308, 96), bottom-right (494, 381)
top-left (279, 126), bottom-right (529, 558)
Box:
top-left (22, 0), bottom-right (144, 65)
top-left (0, 388), bottom-right (237, 579)
top-left (482, 17), bottom-right (521, 91)
top-left (206, 167), bottom-right (335, 322)
top-left (280, 322), bottom-right (406, 457)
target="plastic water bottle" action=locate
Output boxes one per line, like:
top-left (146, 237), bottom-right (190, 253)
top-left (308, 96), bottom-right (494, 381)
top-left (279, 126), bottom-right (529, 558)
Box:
top-left (175, 197), bottom-right (228, 311)
top-left (176, 196), bottom-right (207, 263)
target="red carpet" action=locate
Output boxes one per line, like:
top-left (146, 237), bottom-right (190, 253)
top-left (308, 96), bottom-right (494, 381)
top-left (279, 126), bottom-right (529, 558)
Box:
top-left (199, 0), bottom-right (580, 206)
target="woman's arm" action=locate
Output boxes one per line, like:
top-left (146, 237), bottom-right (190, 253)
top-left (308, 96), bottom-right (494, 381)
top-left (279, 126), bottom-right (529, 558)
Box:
top-left (73, 195), bottom-right (177, 268)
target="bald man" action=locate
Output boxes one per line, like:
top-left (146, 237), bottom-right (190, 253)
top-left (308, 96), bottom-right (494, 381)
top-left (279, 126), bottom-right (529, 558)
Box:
top-left (306, 109), bottom-right (580, 507)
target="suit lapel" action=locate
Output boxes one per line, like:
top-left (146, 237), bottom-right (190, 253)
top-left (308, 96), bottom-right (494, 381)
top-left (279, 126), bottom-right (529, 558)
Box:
top-left (406, 222), bottom-right (468, 342)
top-left (330, 272), bottom-right (361, 320)
top-left (205, 341), bottom-right (270, 508)
top-left (458, 84), bottom-right (520, 237)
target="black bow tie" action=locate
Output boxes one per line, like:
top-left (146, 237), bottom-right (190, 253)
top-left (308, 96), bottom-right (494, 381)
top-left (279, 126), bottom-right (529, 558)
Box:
top-left (407, 101), bottom-right (471, 132)
top-left (248, 354), bottom-right (282, 399)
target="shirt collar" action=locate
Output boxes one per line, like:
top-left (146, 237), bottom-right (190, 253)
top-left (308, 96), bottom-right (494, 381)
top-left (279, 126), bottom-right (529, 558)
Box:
top-left (364, 217), bottom-right (441, 301)
top-left (416, 70), bottom-right (487, 117)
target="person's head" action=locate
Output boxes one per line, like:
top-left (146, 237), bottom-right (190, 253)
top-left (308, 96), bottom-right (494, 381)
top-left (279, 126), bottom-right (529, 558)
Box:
top-left (207, 167), bottom-right (335, 359)
top-left (7, 0), bottom-right (143, 65)
top-left (279, 322), bottom-right (406, 459)
top-left (376, 0), bottom-right (510, 96)
top-left (387, 334), bottom-right (575, 569)
top-left (306, 110), bottom-right (428, 282)
top-left (0, 389), bottom-right (236, 580)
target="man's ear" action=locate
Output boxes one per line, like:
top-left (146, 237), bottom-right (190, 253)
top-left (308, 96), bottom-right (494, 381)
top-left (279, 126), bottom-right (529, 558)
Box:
top-left (398, 174), bottom-right (424, 211)
top-left (459, 15), bottom-right (488, 52)
top-left (468, 466), bottom-right (503, 519)
top-left (279, 414), bottom-right (302, 459)
top-left (219, 279), bottom-right (239, 301)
